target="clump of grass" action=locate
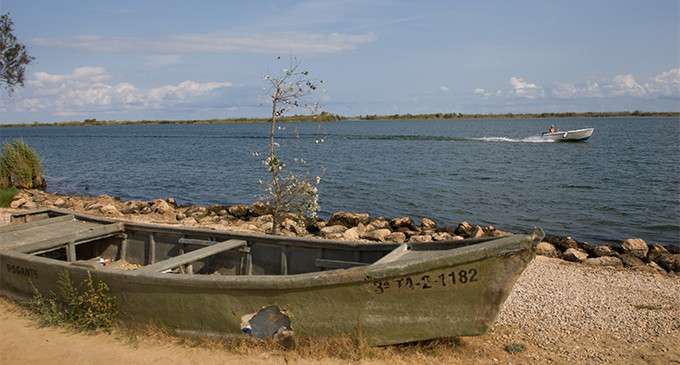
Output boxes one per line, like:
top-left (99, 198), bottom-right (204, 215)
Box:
top-left (0, 138), bottom-right (45, 189)
top-left (26, 271), bottom-right (117, 331)
top-left (0, 186), bottom-right (18, 207)
top-left (505, 342), bottom-right (528, 354)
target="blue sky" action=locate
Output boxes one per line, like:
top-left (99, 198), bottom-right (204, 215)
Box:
top-left (1, 0), bottom-right (678, 124)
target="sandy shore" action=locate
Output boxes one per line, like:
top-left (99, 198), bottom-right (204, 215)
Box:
top-left (1, 209), bottom-right (679, 364)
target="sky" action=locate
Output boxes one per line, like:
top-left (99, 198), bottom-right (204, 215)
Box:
top-left (1, 0), bottom-right (678, 124)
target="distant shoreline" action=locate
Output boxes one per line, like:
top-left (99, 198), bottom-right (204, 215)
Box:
top-left (2, 111), bottom-right (678, 128)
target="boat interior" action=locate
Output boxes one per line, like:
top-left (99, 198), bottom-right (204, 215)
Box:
top-left (2, 210), bottom-right (493, 276)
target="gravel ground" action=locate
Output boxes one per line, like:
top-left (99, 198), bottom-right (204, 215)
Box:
top-left (494, 255), bottom-right (679, 363)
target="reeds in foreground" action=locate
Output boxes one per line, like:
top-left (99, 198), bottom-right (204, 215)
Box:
top-left (0, 138), bottom-right (44, 189)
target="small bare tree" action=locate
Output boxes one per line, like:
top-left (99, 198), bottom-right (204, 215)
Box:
top-left (259, 57), bottom-right (324, 235)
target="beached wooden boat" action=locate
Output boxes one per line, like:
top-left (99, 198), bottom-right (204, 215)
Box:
top-left (0, 208), bottom-right (542, 345)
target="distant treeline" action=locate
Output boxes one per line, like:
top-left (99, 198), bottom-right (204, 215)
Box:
top-left (2, 110), bottom-right (678, 127)
top-left (358, 110), bottom-right (680, 120)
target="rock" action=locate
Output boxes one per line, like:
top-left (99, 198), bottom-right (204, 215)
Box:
top-left (390, 217), bottom-right (419, 231)
top-left (280, 218), bottom-right (306, 235)
top-left (420, 218), bottom-right (437, 231)
top-left (438, 225), bottom-right (458, 235)
top-left (584, 256), bottom-right (623, 268)
top-left (536, 241), bottom-right (559, 258)
top-left (227, 204), bottom-right (251, 218)
top-left (646, 261), bottom-right (667, 274)
top-left (647, 244), bottom-right (668, 262)
top-left (592, 245), bottom-right (618, 257)
top-left (328, 212), bottom-right (370, 228)
top-left (408, 234), bottom-right (432, 243)
top-left (120, 200), bottom-right (147, 214)
top-left (578, 241), bottom-right (596, 256)
top-left (544, 236), bottom-right (579, 252)
top-left (483, 226), bottom-right (511, 237)
top-left (342, 227), bottom-right (361, 241)
top-left (85, 203), bottom-right (103, 211)
top-left (359, 229), bottom-right (392, 242)
top-left (319, 225), bottom-right (348, 237)
top-left (655, 253), bottom-right (680, 272)
top-left (663, 245), bottom-right (680, 254)
top-left (367, 217), bottom-right (391, 231)
top-left (620, 253), bottom-right (646, 268)
top-left (562, 248), bottom-right (588, 262)
top-left (455, 222), bottom-right (475, 237)
top-left (432, 232), bottom-right (455, 241)
top-left (470, 226), bottom-right (484, 239)
top-left (152, 199), bottom-right (173, 214)
top-left (251, 202), bottom-right (273, 216)
top-left (53, 198), bottom-right (66, 207)
top-left (621, 238), bottom-right (648, 260)
top-left (185, 206), bottom-right (207, 219)
top-left (175, 211), bottom-right (186, 221)
top-left (360, 229), bottom-right (391, 242)
top-left (100, 204), bottom-right (120, 216)
top-left (384, 232), bottom-right (406, 243)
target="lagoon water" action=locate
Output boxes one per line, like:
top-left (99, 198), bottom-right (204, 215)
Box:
top-left (1, 117), bottom-right (678, 246)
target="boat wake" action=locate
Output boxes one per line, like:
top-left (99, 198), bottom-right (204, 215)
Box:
top-left (472, 136), bottom-right (553, 143)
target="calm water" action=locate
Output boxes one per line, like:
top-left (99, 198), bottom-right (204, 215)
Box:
top-left (2, 117), bottom-right (679, 246)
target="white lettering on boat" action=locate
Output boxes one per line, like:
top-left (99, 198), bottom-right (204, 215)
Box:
top-left (6, 264), bottom-right (39, 279)
top-left (373, 268), bottom-right (478, 294)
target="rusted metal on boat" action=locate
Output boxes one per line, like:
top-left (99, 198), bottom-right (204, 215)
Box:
top-left (0, 208), bottom-right (542, 345)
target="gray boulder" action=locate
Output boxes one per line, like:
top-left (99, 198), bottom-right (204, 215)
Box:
top-left (420, 218), bottom-right (437, 231)
top-left (592, 245), bottom-right (618, 257)
top-left (329, 212), bottom-right (370, 228)
top-left (584, 256), bottom-right (623, 268)
top-left (536, 241), bottom-right (559, 258)
top-left (655, 253), bottom-right (680, 272)
top-left (620, 253), bottom-right (646, 268)
top-left (390, 217), bottom-right (419, 231)
top-left (544, 235), bottom-right (579, 252)
top-left (562, 248), bottom-right (588, 262)
top-left (621, 238), bottom-right (648, 260)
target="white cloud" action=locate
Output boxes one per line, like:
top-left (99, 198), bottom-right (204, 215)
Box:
top-left (506, 77), bottom-right (545, 99)
top-left (550, 68), bottom-right (679, 100)
top-left (440, 86), bottom-right (450, 92)
top-left (475, 68), bottom-right (680, 103)
top-left (15, 67), bottom-right (235, 117)
top-left (474, 88), bottom-right (491, 100)
top-left (30, 32), bottom-right (377, 55)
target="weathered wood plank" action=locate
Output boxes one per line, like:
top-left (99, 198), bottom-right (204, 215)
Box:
top-left (133, 239), bottom-right (247, 274)
top-left (14, 223), bottom-right (125, 254)
top-left (315, 258), bottom-right (368, 270)
top-left (372, 243), bottom-right (408, 265)
top-left (0, 215), bottom-right (75, 234)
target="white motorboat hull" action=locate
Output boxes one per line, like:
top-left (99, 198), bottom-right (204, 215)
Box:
top-left (542, 128), bottom-right (594, 142)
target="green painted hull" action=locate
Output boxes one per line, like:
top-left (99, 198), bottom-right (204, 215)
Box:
top-left (1, 209), bottom-right (541, 345)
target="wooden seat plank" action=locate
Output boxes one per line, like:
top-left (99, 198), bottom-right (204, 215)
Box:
top-left (133, 239), bottom-right (247, 274)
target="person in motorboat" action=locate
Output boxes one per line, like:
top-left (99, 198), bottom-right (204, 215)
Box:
top-left (549, 125), bottom-right (556, 133)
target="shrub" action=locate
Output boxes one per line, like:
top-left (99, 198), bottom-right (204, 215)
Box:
top-left (0, 138), bottom-right (44, 189)
top-left (27, 271), bottom-right (117, 331)
top-left (258, 57), bottom-right (324, 235)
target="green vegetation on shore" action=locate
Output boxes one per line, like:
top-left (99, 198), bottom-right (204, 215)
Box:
top-left (0, 187), bottom-right (18, 207)
top-left (2, 111), bottom-right (677, 128)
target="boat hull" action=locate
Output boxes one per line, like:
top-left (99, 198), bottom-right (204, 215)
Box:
top-left (1, 209), bottom-right (541, 345)
top-left (542, 127), bottom-right (594, 142)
